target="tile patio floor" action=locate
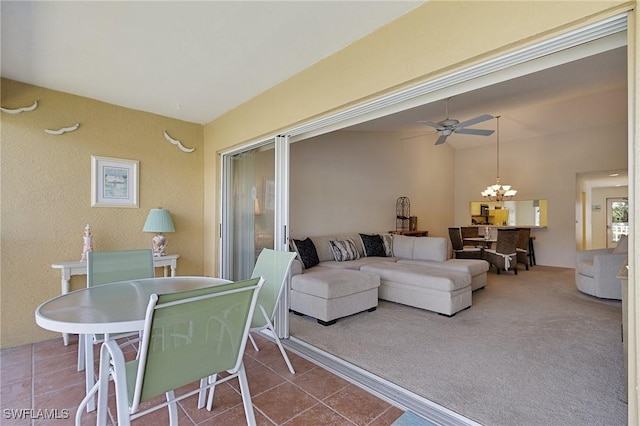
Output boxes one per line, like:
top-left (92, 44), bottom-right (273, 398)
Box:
top-left (1, 333), bottom-right (404, 425)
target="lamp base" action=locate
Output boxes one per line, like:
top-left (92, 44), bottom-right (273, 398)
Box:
top-left (151, 233), bottom-right (168, 257)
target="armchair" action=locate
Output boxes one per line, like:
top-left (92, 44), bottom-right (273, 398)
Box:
top-left (576, 235), bottom-right (628, 300)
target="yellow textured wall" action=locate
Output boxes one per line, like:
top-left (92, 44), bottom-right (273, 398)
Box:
top-left (1, 79), bottom-right (204, 348)
top-left (203, 0), bottom-right (631, 276)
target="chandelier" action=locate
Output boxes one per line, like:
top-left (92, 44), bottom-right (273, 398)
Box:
top-left (481, 116), bottom-right (517, 202)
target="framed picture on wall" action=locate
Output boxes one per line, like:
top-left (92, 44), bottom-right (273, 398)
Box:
top-left (91, 155), bottom-right (139, 208)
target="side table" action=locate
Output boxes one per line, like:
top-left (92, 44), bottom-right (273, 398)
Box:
top-left (51, 254), bottom-right (179, 345)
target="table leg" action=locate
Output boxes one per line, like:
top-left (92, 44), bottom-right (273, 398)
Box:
top-left (60, 271), bottom-right (71, 346)
top-left (170, 260), bottom-right (177, 277)
top-left (84, 335), bottom-right (96, 412)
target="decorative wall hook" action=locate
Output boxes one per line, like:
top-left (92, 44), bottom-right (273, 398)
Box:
top-left (0, 100), bottom-right (38, 114)
top-left (45, 123), bottom-right (80, 135)
top-left (163, 131), bottom-right (195, 153)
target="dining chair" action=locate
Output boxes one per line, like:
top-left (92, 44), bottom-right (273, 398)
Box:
top-left (247, 248), bottom-right (298, 374)
top-left (483, 229), bottom-right (519, 274)
top-left (461, 226), bottom-right (480, 247)
top-left (515, 228), bottom-right (531, 271)
top-left (76, 277), bottom-right (265, 426)
top-left (77, 249), bottom-right (154, 411)
top-left (448, 227), bottom-right (483, 259)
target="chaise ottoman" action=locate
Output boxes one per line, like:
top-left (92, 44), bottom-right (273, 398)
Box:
top-left (396, 258), bottom-right (489, 291)
top-left (290, 267), bottom-right (380, 325)
top-left (360, 262), bottom-right (472, 316)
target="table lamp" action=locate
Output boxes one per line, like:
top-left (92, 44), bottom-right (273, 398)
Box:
top-left (143, 208), bottom-right (175, 257)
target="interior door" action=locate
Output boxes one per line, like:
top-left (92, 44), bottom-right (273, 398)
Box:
top-left (606, 197), bottom-right (629, 248)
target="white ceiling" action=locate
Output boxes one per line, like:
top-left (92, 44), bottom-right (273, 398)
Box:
top-left (1, 2), bottom-right (628, 187)
top-left (1, 1), bottom-right (422, 124)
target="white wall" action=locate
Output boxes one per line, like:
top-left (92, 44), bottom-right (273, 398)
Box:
top-left (290, 119), bottom-right (626, 268)
top-left (455, 121), bottom-right (628, 267)
top-left (290, 131), bottom-right (454, 239)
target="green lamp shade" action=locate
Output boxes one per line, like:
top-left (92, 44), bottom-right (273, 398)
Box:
top-left (143, 209), bottom-right (175, 233)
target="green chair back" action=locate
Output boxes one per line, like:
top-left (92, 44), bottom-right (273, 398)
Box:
top-left (88, 249), bottom-right (154, 287)
top-left (250, 249), bottom-right (297, 329)
top-left (133, 277), bottom-right (263, 406)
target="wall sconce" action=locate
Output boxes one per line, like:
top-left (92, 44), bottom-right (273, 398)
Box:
top-left (142, 208), bottom-right (175, 257)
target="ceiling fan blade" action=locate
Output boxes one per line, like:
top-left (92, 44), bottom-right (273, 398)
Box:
top-left (434, 134), bottom-right (449, 145)
top-left (417, 120), bottom-right (445, 131)
top-left (400, 132), bottom-right (434, 141)
top-left (455, 128), bottom-right (495, 136)
top-left (455, 114), bottom-right (494, 129)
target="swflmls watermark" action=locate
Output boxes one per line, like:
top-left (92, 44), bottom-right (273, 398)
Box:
top-left (3, 408), bottom-right (70, 420)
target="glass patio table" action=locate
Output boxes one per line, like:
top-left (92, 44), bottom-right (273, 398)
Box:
top-left (35, 276), bottom-right (230, 423)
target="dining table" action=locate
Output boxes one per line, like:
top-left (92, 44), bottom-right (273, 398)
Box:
top-left (464, 237), bottom-right (497, 249)
top-left (35, 276), bottom-right (231, 424)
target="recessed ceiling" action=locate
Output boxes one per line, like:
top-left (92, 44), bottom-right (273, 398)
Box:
top-left (345, 47), bottom-right (627, 150)
top-left (1, 1), bottom-right (422, 124)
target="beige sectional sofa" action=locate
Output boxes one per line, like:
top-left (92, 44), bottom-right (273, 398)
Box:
top-left (290, 232), bottom-right (488, 325)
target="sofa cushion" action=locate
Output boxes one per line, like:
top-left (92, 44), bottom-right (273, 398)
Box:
top-left (361, 262), bottom-right (471, 292)
top-left (329, 239), bottom-right (360, 261)
top-left (412, 237), bottom-right (448, 262)
top-left (392, 235), bottom-right (416, 259)
top-left (320, 257), bottom-right (395, 270)
top-left (360, 233), bottom-right (387, 257)
top-left (291, 268), bottom-right (380, 299)
top-left (613, 234), bottom-right (628, 254)
top-left (291, 238), bottom-right (319, 269)
top-left (398, 258), bottom-right (489, 276)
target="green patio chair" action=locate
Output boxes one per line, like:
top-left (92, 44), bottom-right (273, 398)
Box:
top-left (248, 249), bottom-right (297, 374)
top-left (77, 249), bottom-right (154, 411)
top-left (77, 277), bottom-right (264, 426)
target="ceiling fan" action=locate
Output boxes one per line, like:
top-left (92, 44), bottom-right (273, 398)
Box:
top-left (411, 98), bottom-right (495, 145)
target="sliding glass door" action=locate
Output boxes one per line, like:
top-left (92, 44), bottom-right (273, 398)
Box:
top-left (220, 136), bottom-right (291, 336)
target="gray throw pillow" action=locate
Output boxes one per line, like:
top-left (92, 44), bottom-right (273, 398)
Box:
top-left (329, 239), bottom-right (360, 262)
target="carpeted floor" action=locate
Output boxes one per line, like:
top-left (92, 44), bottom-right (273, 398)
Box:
top-left (289, 266), bottom-right (627, 426)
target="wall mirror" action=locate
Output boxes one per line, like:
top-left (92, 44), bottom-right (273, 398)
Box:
top-left (470, 200), bottom-right (547, 227)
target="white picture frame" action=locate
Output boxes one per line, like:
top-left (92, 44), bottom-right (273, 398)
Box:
top-left (91, 155), bottom-right (139, 208)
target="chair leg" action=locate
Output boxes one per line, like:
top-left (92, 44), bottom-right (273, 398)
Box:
top-left (206, 374), bottom-right (218, 411)
top-left (84, 335), bottom-right (96, 412)
top-left (166, 390), bottom-right (178, 426)
top-left (197, 378), bottom-right (208, 409)
top-left (262, 309), bottom-right (295, 374)
top-left (237, 364), bottom-right (256, 426)
top-left (248, 332), bottom-right (259, 352)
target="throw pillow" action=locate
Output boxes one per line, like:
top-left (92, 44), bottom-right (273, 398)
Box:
top-left (613, 234), bottom-right (628, 254)
top-left (360, 233), bottom-right (387, 257)
top-left (381, 234), bottom-right (394, 257)
top-left (291, 237), bottom-right (320, 269)
top-left (329, 239), bottom-right (360, 262)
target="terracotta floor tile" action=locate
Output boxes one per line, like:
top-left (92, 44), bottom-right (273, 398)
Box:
top-left (2, 338), bottom-right (406, 426)
top-left (32, 365), bottom-right (84, 395)
top-left (324, 384), bottom-right (393, 425)
top-left (251, 381), bottom-right (318, 424)
top-left (369, 406), bottom-right (405, 425)
top-left (290, 365), bottom-right (351, 400)
top-left (283, 402), bottom-right (354, 425)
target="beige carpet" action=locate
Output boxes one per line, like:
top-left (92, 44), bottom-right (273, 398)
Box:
top-left (289, 266), bottom-right (627, 426)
